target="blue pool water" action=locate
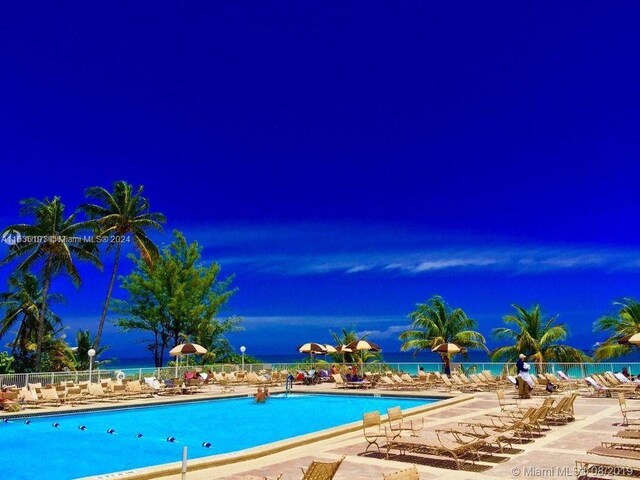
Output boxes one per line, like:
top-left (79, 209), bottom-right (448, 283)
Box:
top-left (0, 394), bottom-right (435, 479)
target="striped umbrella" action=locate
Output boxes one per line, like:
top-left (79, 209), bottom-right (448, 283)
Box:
top-left (431, 343), bottom-right (461, 354)
top-left (345, 340), bottom-right (382, 373)
top-left (169, 343), bottom-right (208, 376)
top-left (322, 344), bottom-right (338, 354)
top-left (298, 342), bottom-right (327, 361)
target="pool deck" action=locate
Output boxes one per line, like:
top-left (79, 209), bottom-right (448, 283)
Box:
top-left (2, 383), bottom-right (631, 479)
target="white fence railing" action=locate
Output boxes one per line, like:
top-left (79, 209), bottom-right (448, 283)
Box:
top-left (1, 361), bottom-right (637, 388)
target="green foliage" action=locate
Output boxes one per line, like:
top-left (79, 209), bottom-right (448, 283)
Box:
top-left (400, 295), bottom-right (488, 366)
top-left (0, 352), bottom-right (14, 373)
top-left (73, 330), bottom-right (109, 370)
top-left (113, 230), bottom-right (241, 367)
top-left (491, 304), bottom-right (591, 364)
top-left (83, 181), bottom-right (166, 349)
top-left (593, 298), bottom-right (640, 360)
top-left (0, 272), bottom-right (68, 371)
top-left (0, 197), bottom-right (101, 370)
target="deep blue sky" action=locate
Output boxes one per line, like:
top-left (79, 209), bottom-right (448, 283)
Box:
top-left (1, 3), bottom-right (639, 360)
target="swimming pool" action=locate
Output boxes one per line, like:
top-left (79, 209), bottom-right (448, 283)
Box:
top-left (0, 394), bottom-right (437, 479)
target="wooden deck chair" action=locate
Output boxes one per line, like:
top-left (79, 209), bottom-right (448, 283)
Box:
top-left (387, 406), bottom-right (423, 436)
top-left (362, 411), bottom-right (385, 453)
top-left (383, 465), bottom-right (419, 480)
top-left (300, 456), bottom-right (344, 480)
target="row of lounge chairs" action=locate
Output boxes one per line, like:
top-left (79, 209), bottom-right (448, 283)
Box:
top-left (361, 392), bottom-right (578, 472)
top-left (575, 395), bottom-right (640, 478)
top-left (0, 376), bottom-right (219, 410)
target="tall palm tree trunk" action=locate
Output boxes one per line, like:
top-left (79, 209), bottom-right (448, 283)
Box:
top-left (94, 242), bottom-right (122, 349)
top-left (35, 262), bottom-right (52, 371)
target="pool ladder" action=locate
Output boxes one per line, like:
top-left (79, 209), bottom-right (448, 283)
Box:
top-left (285, 375), bottom-right (293, 397)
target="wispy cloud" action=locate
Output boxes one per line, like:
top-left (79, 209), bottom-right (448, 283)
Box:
top-left (356, 324), bottom-right (409, 339)
top-left (178, 223), bottom-right (640, 277)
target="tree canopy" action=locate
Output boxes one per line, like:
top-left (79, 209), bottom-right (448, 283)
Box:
top-left (113, 230), bottom-right (241, 367)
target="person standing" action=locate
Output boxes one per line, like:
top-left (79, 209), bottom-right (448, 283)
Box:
top-left (516, 353), bottom-right (526, 374)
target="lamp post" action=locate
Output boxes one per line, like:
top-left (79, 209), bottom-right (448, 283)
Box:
top-left (88, 348), bottom-right (96, 383)
top-left (240, 345), bottom-right (246, 372)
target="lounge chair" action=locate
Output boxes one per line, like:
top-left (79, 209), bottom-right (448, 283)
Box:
top-left (382, 465), bottom-right (419, 480)
top-left (575, 456), bottom-right (640, 478)
top-left (378, 376), bottom-right (399, 390)
top-left (496, 389), bottom-right (521, 411)
top-left (556, 370), bottom-right (582, 388)
top-left (36, 386), bottom-right (63, 406)
top-left (615, 429), bottom-right (640, 440)
top-left (362, 411), bottom-right (386, 453)
top-left (383, 427), bottom-right (489, 468)
top-left (331, 373), bottom-right (371, 389)
top-left (587, 444), bottom-right (640, 460)
top-left (299, 456), bottom-right (344, 480)
top-left (400, 374), bottom-right (422, 390)
top-left (449, 374), bottom-right (481, 392)
top-left (618, 393), bottom-right (640, 426)
top-left (88, 382), bottom-right (119, 402)
top-left (459, 407), bottom-right (537, 437)
top-left (125, 380), bottom-right (153, 398)
top-left (546, 393), bottom-right (578, 424)
top-left (64, 387), bottom-right (86, 406)
top-left (387, 406), bottom-right (423, 437)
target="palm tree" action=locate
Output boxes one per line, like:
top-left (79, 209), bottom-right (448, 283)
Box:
top-left (400, 295), bottom-right (487, 371)
top-left (593, 298), bottom-right (640, 360)
top-left (73, 330), bottom-right (108, 370)
top-left (0, 273), bottom-right (64, 358)
top-left (83, 181), bottom-right (166, 349)
top-left (491, 304), bottom-right (590, 370)
top-left (1, 197), bottom-right (101, 370)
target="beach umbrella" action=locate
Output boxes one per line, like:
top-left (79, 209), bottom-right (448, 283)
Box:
top-left (345, 340), bottom-right (382, 373)
top-left (431, 343), bottom-right (462, 354)
top-left (298, 342), bottom-right (327, 361)
top-left (170, 343), bottom-right (208, 376)
top-left (345, 340), bottom-right (382, 353)
top-left (431, 343), bottom-right (461, 376)
top-left (627, 334), bottom-right (640, 345)
top-left (322, 344), bottom-right (337, 354)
